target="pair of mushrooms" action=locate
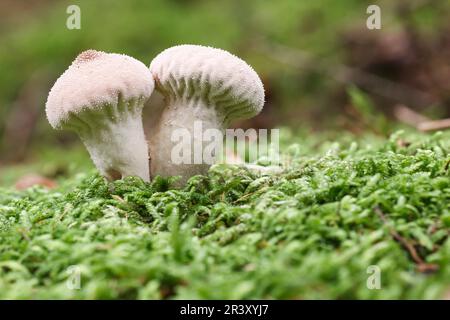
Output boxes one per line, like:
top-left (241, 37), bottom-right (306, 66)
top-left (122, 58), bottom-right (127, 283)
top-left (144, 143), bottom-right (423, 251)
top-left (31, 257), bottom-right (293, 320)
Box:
top-left (46, 45), bottom-right (265, 185)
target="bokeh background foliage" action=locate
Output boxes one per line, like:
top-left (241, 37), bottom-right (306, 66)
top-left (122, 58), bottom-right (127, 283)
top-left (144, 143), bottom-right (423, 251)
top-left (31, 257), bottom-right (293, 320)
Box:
top-left (0, 130), bottom-right (449, 299)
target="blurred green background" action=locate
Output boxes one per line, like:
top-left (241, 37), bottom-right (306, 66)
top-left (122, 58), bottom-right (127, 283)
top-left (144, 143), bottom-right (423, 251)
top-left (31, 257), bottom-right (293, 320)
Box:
top-left (0, 0), bottom-right (449, 186)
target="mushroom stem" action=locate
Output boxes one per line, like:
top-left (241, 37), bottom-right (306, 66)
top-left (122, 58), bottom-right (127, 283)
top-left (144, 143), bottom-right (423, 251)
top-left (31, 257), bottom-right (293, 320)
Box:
top-left (71, 97), bottom-right (150, 182)
top-left (150, 98), bottom-right (224, 183)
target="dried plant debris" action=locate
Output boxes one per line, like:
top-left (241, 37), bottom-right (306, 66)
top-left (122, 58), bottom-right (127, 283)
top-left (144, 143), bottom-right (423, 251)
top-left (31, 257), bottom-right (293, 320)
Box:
top-left (0, 130), bottom-right (449, 299)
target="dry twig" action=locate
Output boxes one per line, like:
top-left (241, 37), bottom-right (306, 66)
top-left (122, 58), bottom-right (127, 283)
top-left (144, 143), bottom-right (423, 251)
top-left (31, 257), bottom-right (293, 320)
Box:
top-left (394, 104), bottom-right (430, 127)
top-left (255, 38), bottom-right (436, 108)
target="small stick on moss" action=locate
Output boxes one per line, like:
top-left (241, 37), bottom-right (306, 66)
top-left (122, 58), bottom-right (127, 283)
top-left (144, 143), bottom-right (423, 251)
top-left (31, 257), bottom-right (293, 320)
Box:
top-left (374, 206), bottom-right (439, 273)
top-left (394, 104), bottom-right (430, 128)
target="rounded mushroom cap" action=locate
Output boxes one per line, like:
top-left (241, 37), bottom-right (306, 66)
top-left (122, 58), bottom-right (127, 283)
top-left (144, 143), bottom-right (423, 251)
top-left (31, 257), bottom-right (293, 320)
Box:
top-left (149, 45), bottom-right (265, 123)
top-left (46, 49), bottom-right (154, 128)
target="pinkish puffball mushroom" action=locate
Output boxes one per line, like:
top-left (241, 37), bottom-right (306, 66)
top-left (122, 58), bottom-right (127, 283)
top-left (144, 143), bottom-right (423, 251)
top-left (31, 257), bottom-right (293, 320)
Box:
top-left (149, 45), bottom-right (265, 185)
top-left (45, 50), bottom-right (154, 181)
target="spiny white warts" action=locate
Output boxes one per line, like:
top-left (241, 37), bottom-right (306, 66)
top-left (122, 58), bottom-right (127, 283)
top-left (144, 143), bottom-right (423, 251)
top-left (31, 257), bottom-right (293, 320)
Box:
top-left (149, 45), bottom-right (265, 186)
top-left (45, 50), bottom-right (154, 182)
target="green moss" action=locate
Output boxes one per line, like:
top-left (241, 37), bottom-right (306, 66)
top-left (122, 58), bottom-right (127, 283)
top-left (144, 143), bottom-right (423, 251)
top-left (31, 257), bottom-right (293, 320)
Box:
top-left (0, 130), bottom-right (449, 299)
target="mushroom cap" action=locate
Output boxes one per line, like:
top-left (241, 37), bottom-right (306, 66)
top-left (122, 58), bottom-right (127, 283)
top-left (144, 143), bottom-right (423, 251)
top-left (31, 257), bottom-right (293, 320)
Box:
top-left (46, 50), bottom-right (154, 128)
top-left (149, 45), bottom-right (265, 123)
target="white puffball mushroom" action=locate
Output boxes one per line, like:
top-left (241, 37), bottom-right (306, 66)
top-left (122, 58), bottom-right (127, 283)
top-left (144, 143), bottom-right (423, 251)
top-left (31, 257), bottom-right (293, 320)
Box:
top-left (45, 49), bottom-right (154, 182)
top-left (149, 44), bottom-right (265, 185)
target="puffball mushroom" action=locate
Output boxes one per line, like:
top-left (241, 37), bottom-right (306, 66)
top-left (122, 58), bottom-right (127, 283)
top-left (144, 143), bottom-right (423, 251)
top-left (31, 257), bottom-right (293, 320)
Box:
top-left (45, 49), bottom-right (154, 182)
top-left (149, 45), bottom-right (265, 185)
